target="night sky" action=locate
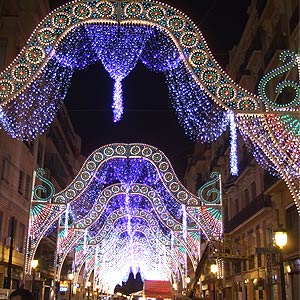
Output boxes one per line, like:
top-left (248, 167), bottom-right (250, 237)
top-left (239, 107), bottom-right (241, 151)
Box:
top-left (49, 0), bottom-right (251, 180)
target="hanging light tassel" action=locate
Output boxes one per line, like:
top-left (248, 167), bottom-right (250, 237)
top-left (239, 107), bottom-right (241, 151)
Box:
top-left (64, 203), bottom-right (69, 237)
top-left (229, 111), bottom-right (238, 175)
top-left (112, 77), bottom-right (123, 122)
top-left (84, 228), bottom-right (88, 251)
top-left (182, 204), bottom-right (187, 241)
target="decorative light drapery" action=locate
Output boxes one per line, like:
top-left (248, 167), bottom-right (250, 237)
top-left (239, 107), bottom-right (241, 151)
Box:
top-left (86, 24), bottom-right (153, 122)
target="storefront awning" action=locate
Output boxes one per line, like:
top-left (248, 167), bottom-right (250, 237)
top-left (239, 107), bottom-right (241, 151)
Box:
top-left (144, 280), bottom-right (172, 298)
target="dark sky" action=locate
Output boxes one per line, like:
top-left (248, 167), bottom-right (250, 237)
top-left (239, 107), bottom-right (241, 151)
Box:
top-left (49, 0), bottom-right (251, 180)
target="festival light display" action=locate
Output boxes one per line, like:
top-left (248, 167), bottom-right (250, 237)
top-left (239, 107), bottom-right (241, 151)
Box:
top-left (1, 0), bottom-right (299, 288)
top-left (26, 143), bottom-right (222, 290)
top-left (0, 0), bottom-right (298, 209)
top-left (0, 0), bottom-right (297, 206)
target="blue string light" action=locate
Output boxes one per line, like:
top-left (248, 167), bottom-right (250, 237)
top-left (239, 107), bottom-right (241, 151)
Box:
top-left (228, 111), bottom-right (238, 175)
top-left (1, 24), bottom-right (229, 144)
top-left (86, 24), bottom-right (153, 122)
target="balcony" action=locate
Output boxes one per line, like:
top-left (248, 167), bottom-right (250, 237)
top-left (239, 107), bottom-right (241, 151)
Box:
top-left (224, 194), bottom-right (272, 232)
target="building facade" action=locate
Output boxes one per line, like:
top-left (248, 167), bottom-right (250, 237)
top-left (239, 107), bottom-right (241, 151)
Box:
top-left (0, 1), bottom-right (83, 297)
top-left (184, 0), bottom-right (299, 299)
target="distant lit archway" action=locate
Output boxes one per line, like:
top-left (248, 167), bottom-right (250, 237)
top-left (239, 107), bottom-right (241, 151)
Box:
top-left (26, 143), bottom-right (222, 292)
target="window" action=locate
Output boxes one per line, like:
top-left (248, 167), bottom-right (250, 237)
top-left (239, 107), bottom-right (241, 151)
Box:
top-left (242, 260), bottom-right (247, 271)
top-left (234, 261), bottom-right (241, 274)
top-left (244, 188), bottom-right (249, 207)
top-left (251, 181), bottom-right (256, 200)
top-left (249, 255), bottom-right (255, 269)
top-left (1, 155), bottom-right (10, 182)
top-left (37, 143), bottom-right (44, 167)
top-left (0, 38), bottom-right (7, 69)
top-left (257, 253), bottom-right (262, 267)
top-left (18, 170), bottom-right (25, 195)
top-left (235, 198), bottom-right (239, 215)
top-left (256, 226), bottom-right (261, 246)
top-left (7, 217), bottom-right (16, 239)
top-left (286, 205), bottom-right (300, 252)
top-left (0, 211), bottom-right (3, 240)
top-left (17, 223), bottom-right (25, 253)
top-left (25, 174), bottom-right (31, 200)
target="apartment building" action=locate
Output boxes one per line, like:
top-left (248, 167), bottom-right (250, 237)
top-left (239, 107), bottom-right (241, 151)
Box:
top-left (184, 0), bottom-right (299, 299)
top-left (0, 1), bottom-right (83, 297)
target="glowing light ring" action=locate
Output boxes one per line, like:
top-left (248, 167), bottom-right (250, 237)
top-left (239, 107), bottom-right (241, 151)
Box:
top-left (51, 12), bottom-right (71, 29)
top-left (25, 46), bottom-right (46, 64)
top-left (189, 49), bottom-right (208, 68)
top-left (167, 15), bottom-right (185, 32)
top-left (37, 28), bottom-right (56, 45)
top-left (0, 80), bottom-right (14, 98)
top-left (217, 84), bottom-right (237, 102)
top-left (11, 64), bottom-right (32, 82)
top-left (237, 97), bottom-right (258, 111)
top-left (95, 1), bottom-right (115, 18)
top-left (73, 3), bottom-right (92, 20)
top-left (115, 145), bottom-right (126, 155)
top-left (124, 2), bottom-right (143, 18)
top-left (147, 6), bottom-right (166, 21)
top-left (93, 152), bottom-right (104, 162)
top-left (130, 145), bottom-right (141, 155)
top-left (180, 32), bottom-right (198, 48)
top-left (201, 68), bottom-right (221, 86)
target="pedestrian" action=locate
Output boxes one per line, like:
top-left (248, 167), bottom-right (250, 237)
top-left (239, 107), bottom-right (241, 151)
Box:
top-left (9, 289), bottom-right (34, 300)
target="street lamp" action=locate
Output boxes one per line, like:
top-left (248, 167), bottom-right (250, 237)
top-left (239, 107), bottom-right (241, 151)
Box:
top-left (68, 273), bottom-right (74, 300)
top-left (95, 284), bottom-right (100, 300)
top-left (274, 227), bottom-right (288, 300)
top-left (31, 260), bottom-right (39, 296)
top-left (86, 281), bottom-right (92, 300)
top-left (210, 263), bottom-right (218, 300)
top-left (185, 276), bottom-right (190, 295)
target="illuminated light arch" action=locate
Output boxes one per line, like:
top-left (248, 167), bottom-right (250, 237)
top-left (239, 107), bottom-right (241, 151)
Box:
top-left (0, 0), bottom-right (298, 213)
top-left (74, 183), bottom-right (195, 231)
top-left (26, 143), bottom-right (222, 286)
top-left (55, 208), bottom-right (196, 280)
top-left (71, 226), bottom-right (187, 288)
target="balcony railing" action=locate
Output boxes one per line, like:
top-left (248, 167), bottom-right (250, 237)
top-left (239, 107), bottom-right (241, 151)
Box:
top-left (224, 194), bottom-right (272, 232)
